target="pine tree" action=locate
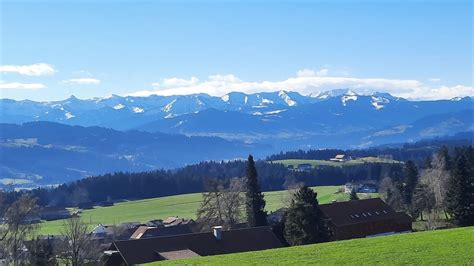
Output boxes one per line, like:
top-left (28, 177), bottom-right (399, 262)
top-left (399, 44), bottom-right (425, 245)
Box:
top-left (284, 186), bottom-right (331, 246)
top-left (349, 188), bottom-right (359, 201)
top-left (423, 156), bottom-right (432, 169)
top-left (403, 160), bottom-right (419, 206)
top-left (439, 145), bottom-right (452, 171)
top-left (245, 155), bottom-right (267, 227)
top-left (446, 154), bottom-right (474, 226)
top-left (412, 182), bottom-right (435, 221)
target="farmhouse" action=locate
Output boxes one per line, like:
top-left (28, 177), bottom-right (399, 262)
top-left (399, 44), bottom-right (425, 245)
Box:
top-left (330, 154), bottom-right (348, 162)
top-left (104, 226), bottom-right (282, 265)
top-left (91, 223), bottom-right (143, 240)
top-left (344, 182), bottom-right (377, 193)
top-left (319, 198), bottom-right (412, 240)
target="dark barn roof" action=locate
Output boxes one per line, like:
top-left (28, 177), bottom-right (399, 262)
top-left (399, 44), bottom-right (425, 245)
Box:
top-left (319, 198), bottom-right (413, 226)
top-left (111, 226), bottom-right (282, 265)
top-left (130, 224), bottom-right (194, 239)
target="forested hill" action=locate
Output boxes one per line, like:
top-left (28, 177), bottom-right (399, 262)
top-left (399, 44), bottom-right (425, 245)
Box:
top-left (18, 160), bottom-right (402, 208)
top-left (266, 134), bottom-right (473, 161)
top-left (6, 137), bottom-right (471, 208)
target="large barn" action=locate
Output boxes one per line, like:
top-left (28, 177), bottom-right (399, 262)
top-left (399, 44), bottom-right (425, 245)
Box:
top-left (319, 198), bottom-right (413, 240)
top-left (104, 226), bottom-right (282, 265)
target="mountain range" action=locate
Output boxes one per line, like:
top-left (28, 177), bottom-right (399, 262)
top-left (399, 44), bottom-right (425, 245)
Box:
top-left (2, 89), bottom-right (472, 149)
top-left (1, 89), bottom-right (472, 187)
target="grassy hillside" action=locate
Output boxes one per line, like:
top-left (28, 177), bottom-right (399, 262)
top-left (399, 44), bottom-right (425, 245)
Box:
top-left (273, 157), bottom-right (401, 168)
top-left (154, 226), bottom-right (474, 265)
top-left (39, 186), bottom-right (377, 235)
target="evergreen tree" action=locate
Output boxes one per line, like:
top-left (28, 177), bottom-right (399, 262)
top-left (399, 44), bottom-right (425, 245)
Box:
top-left (403, 160), bottom-right (419, 206)
top-left (349, 188), bottom-right (359, 201)
top-left (412, 183), bottom-right (435, 221)
top-left (446, 154), bottom-right (474, 226)
top-left (439, 145), bottom-right (452, 171)
top-left (423, 156), bottom-right (432, 169)
top-left (27, 238), bottom-right (55, 266)
top-left (245, 155), bottom-right (267, 227)
top-left (283, 186), bottom-right (331, 246)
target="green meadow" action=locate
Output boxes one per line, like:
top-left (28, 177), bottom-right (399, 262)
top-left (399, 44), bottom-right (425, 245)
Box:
top-left (155, 226), bottom-right (474, 265)
top-left (39, 185), bottom-right (377, 235)
top-left (272, 156), bottom-right (401, 168)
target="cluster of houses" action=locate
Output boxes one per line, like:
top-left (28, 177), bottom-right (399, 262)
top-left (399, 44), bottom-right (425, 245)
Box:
top-left (102, 198), bottom-right (412, 265)
top-left (0, 197), bottom-right (412, 265)
top-left (344, 182), bottom-right (378, 193)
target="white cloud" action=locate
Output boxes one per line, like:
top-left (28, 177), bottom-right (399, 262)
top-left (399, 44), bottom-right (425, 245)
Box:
top-left (296, 68), bottom-right (329, 77)
top-left (0, 82), bottom-right (46, 90)
top-left (208, 74), bottom-right (241, 82)
top-left (0, 63), bottom-right (56, 76)
top-left (62, 78), bottom-right (101, 85)
top-left (128, 69), bottom-right (473, 100)
top-left (160, 77), bottom-right (199, 88)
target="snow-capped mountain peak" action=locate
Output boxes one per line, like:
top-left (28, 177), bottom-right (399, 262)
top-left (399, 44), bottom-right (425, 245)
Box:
top-left (278, 90), bottom-right (297, 106)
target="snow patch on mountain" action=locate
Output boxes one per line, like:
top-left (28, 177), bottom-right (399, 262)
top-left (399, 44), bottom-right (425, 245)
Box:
top-left (221, 94), bottom-right (230, 102)
top-left (65, 112), bottom-right (75, 119)
top-left (162, 99), bottom-right (177, 112)
top-left (341, 95), bottom-right (358, 106)
top-left (113, 104), bottom-right (125, 110)
top-left (371, 96), bottom-right (390, 110)
top-left (132, 107), bottom-right (144, 113)
top-left (309, 89), bottom-right (352, 100)
top-left (265, 109), bottom-right (287, 115)
top-left (278, 91), bottom-right (297, 106)
top-left (261, 98), bottom-right (273, 105)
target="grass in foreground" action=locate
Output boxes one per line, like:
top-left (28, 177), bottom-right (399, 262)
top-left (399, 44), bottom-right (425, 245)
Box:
top-left (153, 226), bottom-right (474, 265)
top-left (39, 186), bottom-right (377, 235)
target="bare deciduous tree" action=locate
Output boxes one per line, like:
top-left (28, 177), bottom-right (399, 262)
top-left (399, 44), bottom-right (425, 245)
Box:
top-left (2, 194), bottom-right (40, 266)
top-left (220, 178), bottom-right (246, 227)
top-left (422, 153), bottom-right (450, 218)
top-left (378, 176), bottom-right (403, 211)
top-left (60, 217), bottom-right (99, 266)
top-left (197, 178), bottom-right (245, 230)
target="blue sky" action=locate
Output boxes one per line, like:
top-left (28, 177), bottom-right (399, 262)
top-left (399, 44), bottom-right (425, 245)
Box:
top-left (0, 0), bottom-right (472, 101)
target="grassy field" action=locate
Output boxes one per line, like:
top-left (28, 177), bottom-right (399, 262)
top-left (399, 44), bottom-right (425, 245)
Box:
top-left (153, 226), bottom-right (474, 265)
top-left (38, 186), bottom-right (377, 235)
top-left (272, 157), bottom-right (401, 169)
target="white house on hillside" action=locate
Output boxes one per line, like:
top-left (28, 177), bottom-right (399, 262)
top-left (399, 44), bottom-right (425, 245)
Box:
top-left (330, 154), bottom-right (350, 162)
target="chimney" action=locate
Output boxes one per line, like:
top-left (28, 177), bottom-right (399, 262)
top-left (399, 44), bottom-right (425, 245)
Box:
top-left (212, 226), bottom-right (223, 240)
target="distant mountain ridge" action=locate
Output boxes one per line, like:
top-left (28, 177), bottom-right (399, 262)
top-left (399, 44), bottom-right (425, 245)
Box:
top-left (1, 89), bottom-right (473, 150)
top-left (3, 89), bottom-right (467, 128)
top-left (0, 121), bottom-right (269, 186)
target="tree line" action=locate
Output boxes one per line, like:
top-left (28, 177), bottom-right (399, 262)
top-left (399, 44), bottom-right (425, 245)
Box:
top-left (3, 160), bottom-right (402, 209)
top-left (266, 138), bottom-right (472, 162)
top-left (379, 145), bottom-right (474, 227)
